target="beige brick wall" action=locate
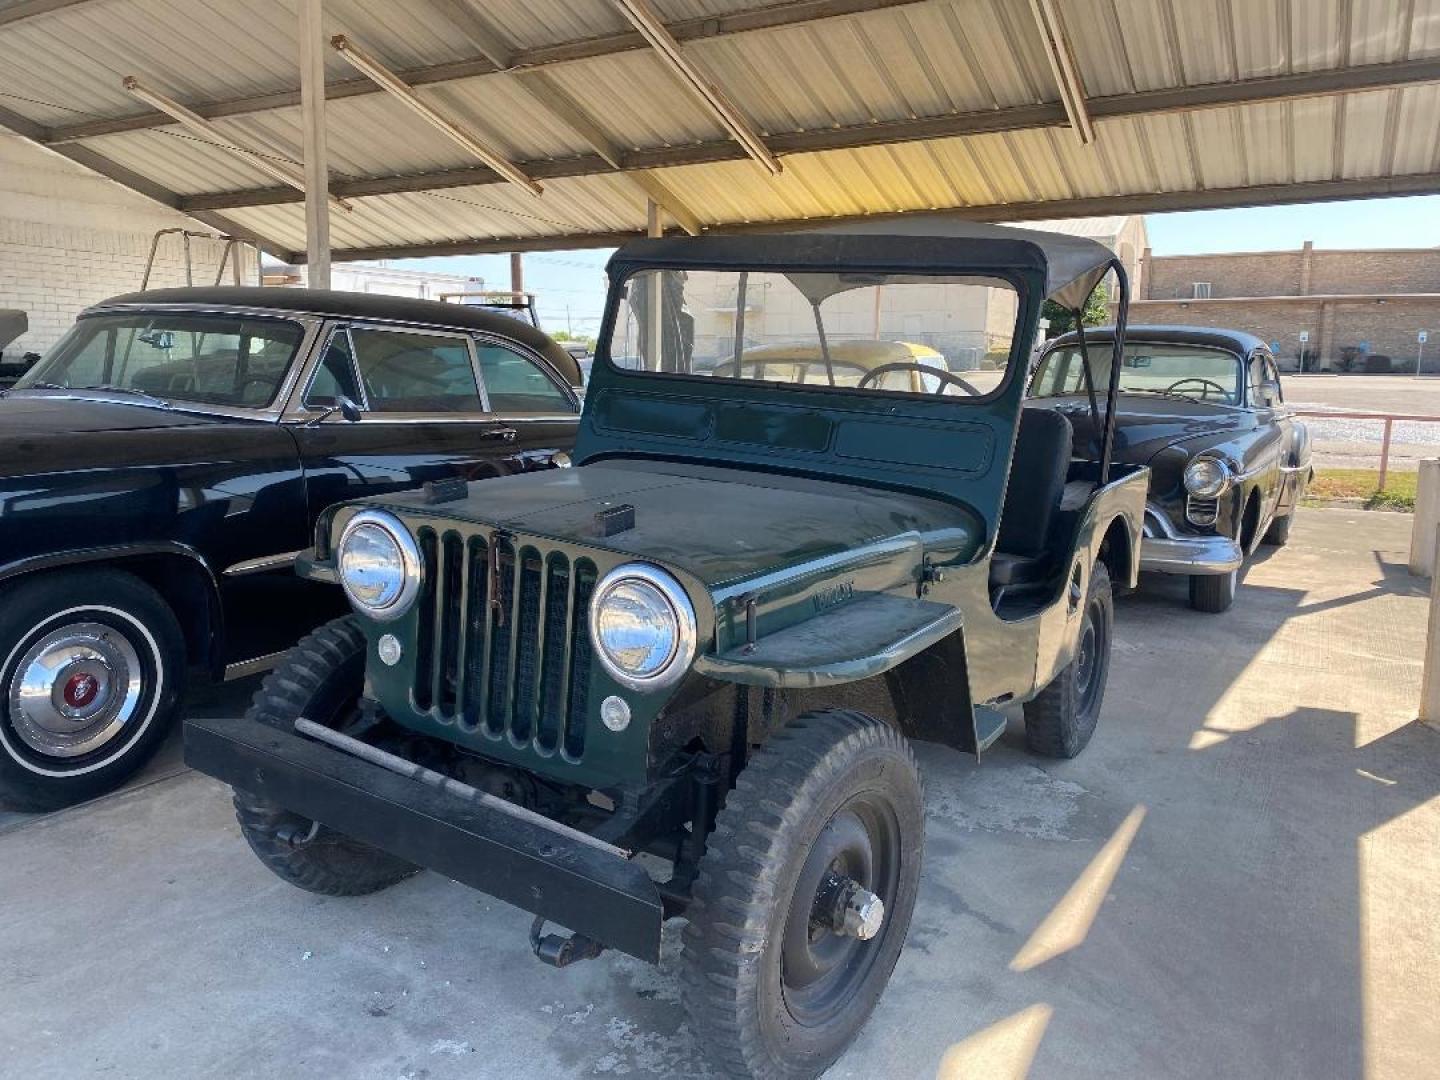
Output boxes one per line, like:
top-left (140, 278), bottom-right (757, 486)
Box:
top-left (1146, 250), bottom-right (1304, 300)
top-left (0, 134), bottom-right (256, 358)
top-left (1146, 243), bottom-right (1440, 300)
top-left (1130, 297), bottom-right (1439, 371)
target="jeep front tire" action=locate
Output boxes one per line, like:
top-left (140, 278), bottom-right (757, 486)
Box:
top-left (0, 569), bottom-right (185, 813)
top-left (681, 709), bottom-right (923, 1079)
top-left (234, 617), bottom-right (416, 896)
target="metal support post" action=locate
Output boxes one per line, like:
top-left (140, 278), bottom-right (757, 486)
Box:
top-left (1378, 418), bottom-right (1394, 493)
top-left (646, 199), bottom-right (663, 371)
top-left (299, 0), bottom-right (332, 289)
top-left (1411, 458), bottom-right (1440, 577)
top-left (1421, 524), bottom-right (1440, 727)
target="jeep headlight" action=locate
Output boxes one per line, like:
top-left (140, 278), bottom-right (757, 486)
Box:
top-left (590, 564), bottom-right (696, 691)
top-left (1183, 457), bottom-right (1231, 499)
top-left (337, 510), bottom-right (421, 620)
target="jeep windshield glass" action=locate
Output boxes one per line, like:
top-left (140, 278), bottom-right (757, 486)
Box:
top-left (1032, 343), bottom-right (1243, 405)
top-left (605, 270), bottom-right (1019, 398)
top-left (16, 313), bottom-right (305, 408)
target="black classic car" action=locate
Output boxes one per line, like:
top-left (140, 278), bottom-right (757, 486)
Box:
top-left (1030, 325), bottom-right (1311, 612)
top-left (0, 287), bottom-right (581, 811)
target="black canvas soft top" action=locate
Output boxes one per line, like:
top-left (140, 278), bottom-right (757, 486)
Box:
top-left (608, 216), bottom-right (1116, 310)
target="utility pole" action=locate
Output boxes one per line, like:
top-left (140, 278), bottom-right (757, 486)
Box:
top-left (510, 252), bottom-right (524, 299)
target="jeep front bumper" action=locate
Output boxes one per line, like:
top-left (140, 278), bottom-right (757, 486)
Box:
top-left (1139, 534), bottom-right (1243, 576)
top-left (184, 715), bottom-right (664, 962)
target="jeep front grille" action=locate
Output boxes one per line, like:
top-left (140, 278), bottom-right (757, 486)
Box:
top-left (413, 529), bottom-right (596, 760)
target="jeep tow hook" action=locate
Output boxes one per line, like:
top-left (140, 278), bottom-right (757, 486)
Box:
top-left (529, 916), bottom-right (605, 968)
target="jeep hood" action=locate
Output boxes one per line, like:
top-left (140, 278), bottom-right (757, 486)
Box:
top-left (368, 460), bottom-right (981, 593)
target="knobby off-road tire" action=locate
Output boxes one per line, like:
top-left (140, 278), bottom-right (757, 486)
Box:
top-left (0, 569), bottom-right (185, 813)
top-left (1188, 565), bottom-right (1238, 614)
top-left (234, 617), bottom-right (415, 896)
top-left (681, 710), bottom-right (924, 1080)
top-left (1024, 561), bottom-right (1113, 758)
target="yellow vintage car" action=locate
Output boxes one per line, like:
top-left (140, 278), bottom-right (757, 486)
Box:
top-left (710, 339), bottom-right (981, 394)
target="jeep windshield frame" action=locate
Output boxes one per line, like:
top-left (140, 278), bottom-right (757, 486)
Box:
top-left (580, 219), bottom-right (1129, 542)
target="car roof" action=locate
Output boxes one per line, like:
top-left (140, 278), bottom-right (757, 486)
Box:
top-left (610, 216), bottom-right (1116, 309)
top-left (721, 340), bottom-right (941, 370)
top-left (1045, 323), bottom-right (1269, 355)
top-left (85, 286), bottom-right (583, 387)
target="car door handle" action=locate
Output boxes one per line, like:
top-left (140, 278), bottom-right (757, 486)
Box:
top-left (479, 426), bottom-right (518, 442)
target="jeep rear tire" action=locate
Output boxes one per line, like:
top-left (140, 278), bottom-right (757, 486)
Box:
top-left (681, 710), bottom-right (923, 1079)
top-left (0, 569), bottom-right (185, 813)
top-left (234, 617), bottom-right (416, 896)
top-left (1023, 560), bottom-right (1112, 758)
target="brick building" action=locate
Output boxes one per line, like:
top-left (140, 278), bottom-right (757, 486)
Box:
top-left (1133, 240), bottom-right (1440, 372)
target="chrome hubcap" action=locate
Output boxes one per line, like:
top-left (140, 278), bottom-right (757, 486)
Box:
top-left (8, 622), bottom-right (142, 758)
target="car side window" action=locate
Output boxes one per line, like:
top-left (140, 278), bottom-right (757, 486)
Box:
top-left (305, 329), bottom-right (363, 408)
top-left (349, 328), bottom-right (483, 414)
top-left (475, 342), bottom-right (575, 413)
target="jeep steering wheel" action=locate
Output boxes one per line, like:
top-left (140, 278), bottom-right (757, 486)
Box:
top-left (1165, 377), bottom-right (1230, 401)
top-left (856, 362), bottom-right (980, 396)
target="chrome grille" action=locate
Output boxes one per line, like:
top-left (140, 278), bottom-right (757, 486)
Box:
top-left (1185, 496), bottom-right (1219, 527)
top-left (414, 529), bottom-right (594, 760)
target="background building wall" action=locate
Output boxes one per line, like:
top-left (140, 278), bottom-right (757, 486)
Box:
top-left (1138, 240), bottom-right (1439, 370)
top-left (0, 134), bottom-right (258, 357)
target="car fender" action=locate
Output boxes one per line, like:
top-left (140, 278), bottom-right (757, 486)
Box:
top-left (0, 541), bottom-right (226, 674)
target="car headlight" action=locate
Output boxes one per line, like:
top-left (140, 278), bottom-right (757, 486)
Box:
top-left (1183, 457), bottom-right (1232, 499)
top-left (337, 510), bottom-right (421, 620)
top-left (589, 564), bottom-right (696, 692)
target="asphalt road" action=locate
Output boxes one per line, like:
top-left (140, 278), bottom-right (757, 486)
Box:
top-left (1282, 374), bottom-right (1440, 471)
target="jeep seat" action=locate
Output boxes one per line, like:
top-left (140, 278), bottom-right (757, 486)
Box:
top-left (990, 408), bottom-right (1073, 592)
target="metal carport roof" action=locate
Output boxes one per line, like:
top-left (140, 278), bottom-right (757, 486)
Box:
top-left (0, 0), bottom-right (1437, 262)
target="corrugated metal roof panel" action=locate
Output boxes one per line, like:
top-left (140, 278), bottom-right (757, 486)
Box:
top-left (0, 0), bottom-right (1436, 257)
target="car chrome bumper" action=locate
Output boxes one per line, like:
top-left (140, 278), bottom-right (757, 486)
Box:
top-left (184, 715), bottom-right (664, 962)
top-left (1139, 535), bottom-right (1243, 576)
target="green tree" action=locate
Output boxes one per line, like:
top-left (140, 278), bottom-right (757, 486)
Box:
top-left (1041, 283), bottom-right (1110, 339)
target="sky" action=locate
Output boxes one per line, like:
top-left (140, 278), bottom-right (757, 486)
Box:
top-left (396, 195), bottom-right (1440, 342)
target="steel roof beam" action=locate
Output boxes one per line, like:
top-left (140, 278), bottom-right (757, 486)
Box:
top-left (0, 102), bottom-right (293, 259)
top-left (44, 0), bottom-right (923, 144)
top-left (613, 0), bottom-right (781, 175)
top-left (1028, 0), bottom-right (1094, 144)
top-left (178, 55), bottom-right (1440, 214)
top-left (513, 70), bottom-right (702, 234)
top-left (121, 76), bottom-right (353, 212)
top-left (0, 0), bottom-right (95, 29)
top-left (315, 171), bottom-right (1440, 263)
top-left (329, 33), bottom-right (542, 196)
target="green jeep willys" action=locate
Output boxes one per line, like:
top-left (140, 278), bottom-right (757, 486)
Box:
top-left (186, 219), bottom-right (1146, 1078)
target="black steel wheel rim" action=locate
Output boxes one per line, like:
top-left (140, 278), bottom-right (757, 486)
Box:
top-left (1076, 595), bottom-right (1106, 717)
top-left (779, 792), bottom-right (902, 1027)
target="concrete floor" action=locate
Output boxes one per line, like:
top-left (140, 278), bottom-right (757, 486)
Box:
top-left (1, 508), bottom-right (1435, 1079)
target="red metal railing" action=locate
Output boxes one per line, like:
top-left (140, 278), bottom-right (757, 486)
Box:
top-left (1290, 410), bottom-right (1440, 491)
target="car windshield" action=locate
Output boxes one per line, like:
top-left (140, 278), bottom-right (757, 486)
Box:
top-left (1031, 342), bottom-right (1243, 405)
top-left (605, 269), bottom-right (1019, 398)
top-left (16, 313), bottom-right (306, 408)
